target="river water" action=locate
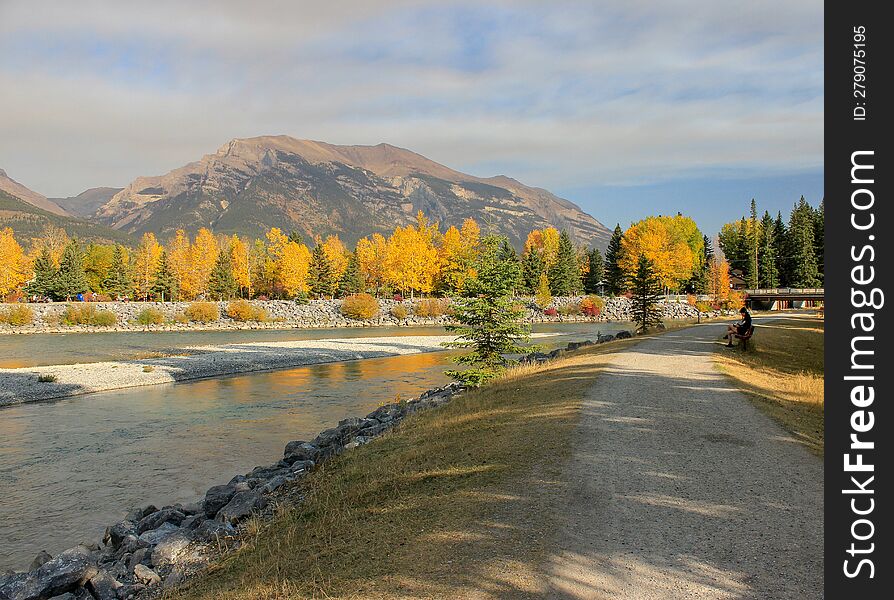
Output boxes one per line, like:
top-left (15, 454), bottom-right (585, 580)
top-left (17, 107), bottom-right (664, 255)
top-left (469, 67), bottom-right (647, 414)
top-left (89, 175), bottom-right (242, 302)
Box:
top-left (0, 323), bottom-right (628, 571)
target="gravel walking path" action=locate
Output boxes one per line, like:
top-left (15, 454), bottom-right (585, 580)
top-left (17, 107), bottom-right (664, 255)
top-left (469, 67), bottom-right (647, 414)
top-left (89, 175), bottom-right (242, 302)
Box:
top-left (547, 323), bottom-right (823, 599)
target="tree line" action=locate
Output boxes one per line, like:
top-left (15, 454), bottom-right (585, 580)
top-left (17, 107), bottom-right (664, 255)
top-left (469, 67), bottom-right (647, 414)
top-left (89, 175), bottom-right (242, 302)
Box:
top-left (718, 196), bottom-right (823, 289)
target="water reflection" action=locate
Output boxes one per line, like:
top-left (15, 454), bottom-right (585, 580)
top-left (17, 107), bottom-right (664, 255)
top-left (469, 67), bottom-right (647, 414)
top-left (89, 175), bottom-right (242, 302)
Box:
top-left (0, 351), bottom-right (449, 571)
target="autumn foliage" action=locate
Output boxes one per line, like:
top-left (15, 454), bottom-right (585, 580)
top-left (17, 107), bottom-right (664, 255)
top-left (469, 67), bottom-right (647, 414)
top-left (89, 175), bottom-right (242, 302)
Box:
top-left (340, 293), bottom-right (380, 320)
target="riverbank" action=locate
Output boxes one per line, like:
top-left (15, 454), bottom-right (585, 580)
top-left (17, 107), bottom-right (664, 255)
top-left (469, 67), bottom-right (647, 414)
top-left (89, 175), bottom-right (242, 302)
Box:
top-left (0, 335), bottom-right (465, 406)
top-left (0, 297), bottom-right (713, 335)
top-left (0, 333), bottom-right (631, 600)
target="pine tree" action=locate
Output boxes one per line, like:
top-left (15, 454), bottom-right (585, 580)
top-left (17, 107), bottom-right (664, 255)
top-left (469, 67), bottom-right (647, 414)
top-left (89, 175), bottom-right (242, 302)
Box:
top-left (338, 253), bottom-right (363, 296)
top-left (24, 249), bottom-right (57, 298)
top-left (288, 230), bottom-right (304, 246)
top-left (495, 239), bottom-right (523, 295)
top-left (548, 230), bottom-right (578, 295)
top-left (774, 211), bottom-right (789, 285)
top-left (534, 272), bottom-right (552, 308)
top-left (151, 251), bottom-right (179, 301)
top-left (206, 250), bottom-right (238, 300)
top-left (444, 234), bottom-right (532, 387)
top-left (583, 248), bottom-right (604, 294)
top-left (629, 254), bottom-right (663, 333)
top-left (309, 243), bottom-right (334, 297)
top-left (693, 235), bottom-right (713, 293)
top-left (746, 199), bottom-right (759, 288)
top-left (787, 196), bottom-right (821, 287)
top-left (814, 199), bottom-right (824, 283)
top-left (522, 247), bottom-right (545, 294)
top-left (758, 212), bottom-right (779, 288)
top-left (51, 240), bottom-right (89, 300)
top-left (604, 224), bottom-right (625, 295)
top-left (103, 245), bottom-right (132, 299)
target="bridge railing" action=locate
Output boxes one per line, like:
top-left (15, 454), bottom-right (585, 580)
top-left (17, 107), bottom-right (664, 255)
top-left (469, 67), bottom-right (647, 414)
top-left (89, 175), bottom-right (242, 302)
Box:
top-left (744, 288), bottom-right (824, 296)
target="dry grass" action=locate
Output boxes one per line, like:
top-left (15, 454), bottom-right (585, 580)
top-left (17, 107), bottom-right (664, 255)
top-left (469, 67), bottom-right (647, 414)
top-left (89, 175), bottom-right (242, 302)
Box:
top-left (714, 315), bottom-right (824, 455)
top-left (170, 338), bottom-right (639, 600)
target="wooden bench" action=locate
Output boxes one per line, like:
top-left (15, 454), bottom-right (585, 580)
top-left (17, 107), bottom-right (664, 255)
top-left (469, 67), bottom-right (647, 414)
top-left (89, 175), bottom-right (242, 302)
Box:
top-left (733, 325), bottom-right (755, 350)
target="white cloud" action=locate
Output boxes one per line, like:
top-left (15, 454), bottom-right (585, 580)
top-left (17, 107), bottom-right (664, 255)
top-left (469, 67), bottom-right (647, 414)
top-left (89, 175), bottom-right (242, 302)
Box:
top-left (0, 0), bottom-right (822, 198)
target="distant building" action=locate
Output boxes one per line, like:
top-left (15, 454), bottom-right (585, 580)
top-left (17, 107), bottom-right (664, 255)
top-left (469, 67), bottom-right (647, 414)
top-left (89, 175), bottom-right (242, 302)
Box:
top-left (730, 269), bottom-right (747, 290)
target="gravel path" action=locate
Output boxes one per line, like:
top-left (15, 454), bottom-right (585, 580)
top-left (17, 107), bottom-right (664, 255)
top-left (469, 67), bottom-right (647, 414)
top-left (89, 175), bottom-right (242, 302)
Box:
top-left (546, 323), bottom-right (823, 599)
top-left (0, 335), bottom-right (459, 406)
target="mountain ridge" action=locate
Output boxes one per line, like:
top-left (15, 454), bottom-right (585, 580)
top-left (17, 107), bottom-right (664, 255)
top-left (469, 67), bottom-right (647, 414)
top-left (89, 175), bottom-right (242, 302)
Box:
top-left (95, 136), bottom-right (610, 249)
top-left (0, 168), bottom-right (69, 216)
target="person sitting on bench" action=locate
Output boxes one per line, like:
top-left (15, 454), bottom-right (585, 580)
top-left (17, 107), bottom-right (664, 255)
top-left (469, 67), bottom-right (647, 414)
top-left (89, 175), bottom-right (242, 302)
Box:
top-left (726, 306), bottom-right (752, 347)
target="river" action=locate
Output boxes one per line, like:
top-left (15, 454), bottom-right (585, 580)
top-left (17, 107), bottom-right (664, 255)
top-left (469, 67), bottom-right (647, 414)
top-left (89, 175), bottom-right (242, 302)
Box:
top-left (0, 323), bottom-right (628, 571)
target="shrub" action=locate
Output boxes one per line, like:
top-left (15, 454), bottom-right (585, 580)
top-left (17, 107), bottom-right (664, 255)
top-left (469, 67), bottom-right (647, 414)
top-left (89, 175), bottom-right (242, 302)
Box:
top-left (135, 308), bottom-right (166, 325)
top-left (61, 304), bottom-right (116, 326)
top-left (580, 295), bottom-right (605, 317)
top-left (558, 301), bottom-right (581, 316)
top-left (340, 293), bottom-right (380, 320)
top-left (293, 291), bottom-right (309, 305)
top-left (414, 298), bottom-right (449, 318)
top-left (390, 304), bottom-right (408, 320)
top-left (4, 291), bottom-right (24, 303)
top-left (173, 312), bottom-right (190, 324)
top-left (227, 300), bottom-right (268, 322)
top-left (0, 305), bottom-right (34, 326)
top-left (686, 294), bottom-right (698, 306)
top-left (722, 291), bottom-right (745, 311)
top-left (543, 307), bottom-right (558, 317)
top-left (37, 374), bottom-right (57, 382)
top-left (392, 293), bottom-right (404, 302)
top-left (142, 365), bottom-right (155, 373)
top-left (184, 302), bottom-right (220, 323)
top-left (695, 301), bottom-right (712, 313)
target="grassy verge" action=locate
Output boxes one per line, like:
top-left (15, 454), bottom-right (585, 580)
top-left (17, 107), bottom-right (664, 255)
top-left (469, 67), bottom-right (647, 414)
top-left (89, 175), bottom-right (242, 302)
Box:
top-left (714, 314), bottom-right (824, 456)
top-left (171, 337), bottom-right (641, 600)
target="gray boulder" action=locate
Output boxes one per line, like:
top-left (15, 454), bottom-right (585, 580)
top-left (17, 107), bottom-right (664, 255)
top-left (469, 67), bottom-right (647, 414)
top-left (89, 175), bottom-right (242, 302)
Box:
top-left (131, 565), bottom-right (160, 587)
top-left (149, 533), bottom-right (193, 568)
top-left (28, 551), bottom-right (52, 571)
top-left (616, 330), bottom-right (632, 339)
top-left (203, 484), bottom-right (237, 518)
top-left (86, 570), bottom-right (121, 600)
top-left (190, 520), bottom-right (235, 543)
top-left (138, 522), bottom-right (180, 546)
top-left (137, 508), bottom-right (185, 533)
top-left (0, 546), bottom-right (98, 600)
top-left (216, 491), bottom-right (267, 524)
top-left (103, 522), bottom-right (136, 549)
top-left (282, 441), bottom-right (320, 463)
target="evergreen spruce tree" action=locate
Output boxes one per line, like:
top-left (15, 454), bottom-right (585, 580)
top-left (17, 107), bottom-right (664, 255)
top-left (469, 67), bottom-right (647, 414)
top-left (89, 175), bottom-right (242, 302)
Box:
top-left (51, 240), bottom-right (89, 300)
top-left (521, 248), bottom-right (545, 294)
top-left (496, 239), bottom-right (523, 295)
top-left (150, 251), bottom-right (179, 301)
top-left (583, 247), bottom-right (604, 294)
top-left (548, 230), bottom-right (578, 295)
top-left (103, 245), bottom-right (132, 299)
top-left (693, 235), bottom-right (714, 293)
top-left (604, 224), bottom-right (625, 295)
top-left (788, 196), bottom-right (821, 287)
top-left (814, 199), bottom-right (824, 283)
top-left (443, 234), bottom-right (532, 387)
top-left (24, 249), bottom-right (56, 298)
top-left (309, 244), bottom-right (334, 298)
top-left (337, 253), bottom-right (363, 296)
top-left (774, 211), bottom-right (789, 285)
top-left (746, 199), bottom-right (759, 288)
top-left (630, 254), bottom-right (664, 333)
top-left (206, 250), bottom-right (237, 300)
top-left (758, 212), bottom-right (779, 288)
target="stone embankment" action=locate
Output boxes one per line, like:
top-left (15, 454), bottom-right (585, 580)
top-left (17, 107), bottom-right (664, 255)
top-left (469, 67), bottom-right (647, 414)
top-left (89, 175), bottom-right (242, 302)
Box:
top-left (0, 297), bottom-right (716, 335)
top-left (0, 334), bottom-right (629, 600)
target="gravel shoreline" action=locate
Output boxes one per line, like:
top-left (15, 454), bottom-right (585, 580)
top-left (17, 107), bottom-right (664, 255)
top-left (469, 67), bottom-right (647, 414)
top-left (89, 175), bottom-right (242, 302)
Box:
top-left (0, 335), bottom-right (463, 406)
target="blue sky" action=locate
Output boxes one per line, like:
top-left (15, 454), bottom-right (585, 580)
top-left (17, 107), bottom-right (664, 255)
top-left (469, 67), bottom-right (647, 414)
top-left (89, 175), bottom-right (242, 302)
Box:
top-left (0, 0), bottom-right (823, 238)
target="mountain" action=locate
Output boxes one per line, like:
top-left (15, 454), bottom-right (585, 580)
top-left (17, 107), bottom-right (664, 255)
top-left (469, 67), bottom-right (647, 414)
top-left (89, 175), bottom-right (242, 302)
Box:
top-left (0, 168), bottom-right (69, 216)
top-left (96, 136), bottom-right (611, 249)
top-left (51, 187), bottom-right (123, 219)
top-left (0, 188), bottom-right (134, 246)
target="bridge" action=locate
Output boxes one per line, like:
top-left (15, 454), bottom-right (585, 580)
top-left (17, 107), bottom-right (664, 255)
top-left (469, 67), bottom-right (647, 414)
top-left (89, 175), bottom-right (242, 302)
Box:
top-left (744, 288), bottom-right (823, 309)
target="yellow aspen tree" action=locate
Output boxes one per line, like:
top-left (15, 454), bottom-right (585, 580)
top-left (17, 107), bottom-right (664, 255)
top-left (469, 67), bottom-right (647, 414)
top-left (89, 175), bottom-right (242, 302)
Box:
top-left (322, 235), bottom-right (350, 287)
top-left (355, 233), bottom-right (387, 294)
top-left (167, 229), bottom-right (193, 299)
top-left (0, 227), bottom-right (29, 296)
top-left (619, 217), bottom-right (695, 291)
top-left (133, 232), bottom-right (162, 300)
top-left (190, 227), bottom-right (219, 297)
top-left (31, 224), bottom-right (70, 266)
top-left (229, 234), bottom-right (251, 297)
top-left (709, 259), bottom-right (731, 304)
top-left (385, 212), bottom-right (440, 297)
top-left (266, 227), bottom-right (312, 296)
top-left (540, 227), bottom-right (560, 268)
